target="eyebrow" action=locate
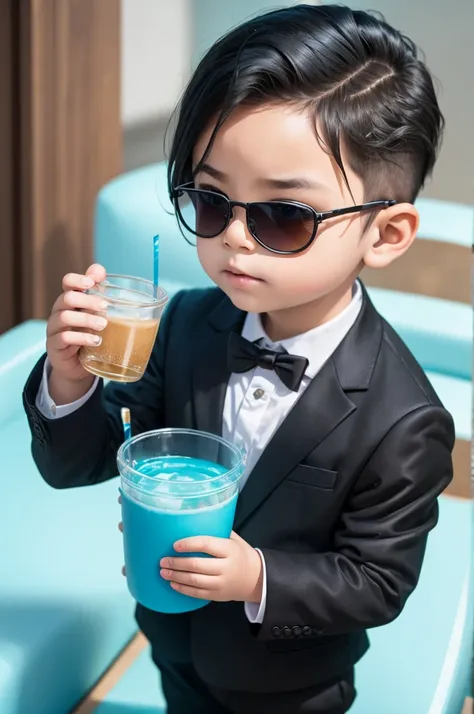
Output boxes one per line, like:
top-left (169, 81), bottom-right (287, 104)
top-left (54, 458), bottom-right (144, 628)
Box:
top-left (198, 163), bottom-right (331, 192)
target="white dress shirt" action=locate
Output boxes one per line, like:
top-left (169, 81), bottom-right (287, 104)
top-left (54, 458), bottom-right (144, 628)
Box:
top-left (36, 281), bottom-right (363, 624)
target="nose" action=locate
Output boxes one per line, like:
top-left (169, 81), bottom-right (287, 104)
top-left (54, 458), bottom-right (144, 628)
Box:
top-left (223, 206), bottom-right (256, 252)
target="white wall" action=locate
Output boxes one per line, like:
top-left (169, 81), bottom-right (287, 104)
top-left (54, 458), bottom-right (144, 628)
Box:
top-left (330, 0), bottom-right (473, 203)
top-left (121, 0), bottom-right (192, 125)
top-left (191, 0), bottom-right (319, 66)
top-left (121, 0), bottom-right (473, 203)
top-left (121, 0), bottom-right (318, 125)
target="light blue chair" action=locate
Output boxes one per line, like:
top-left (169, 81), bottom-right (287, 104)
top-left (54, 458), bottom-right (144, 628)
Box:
top-left (0, 160), bottom-right (471, 714)
top-left (0, 324), bottom-right (138, 714)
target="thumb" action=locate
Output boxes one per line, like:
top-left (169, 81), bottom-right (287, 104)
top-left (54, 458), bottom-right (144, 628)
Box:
top-left (85, 263), bottom-right (107, 285)
top-left (230, 531), bottom-right (244, 543)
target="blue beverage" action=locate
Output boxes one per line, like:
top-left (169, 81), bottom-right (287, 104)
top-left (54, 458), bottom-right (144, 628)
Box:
top-left (120, 454), bottom-right (240, 613)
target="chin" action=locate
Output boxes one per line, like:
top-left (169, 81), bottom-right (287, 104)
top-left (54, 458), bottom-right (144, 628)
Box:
top-left (219, 285), bottom-right (268, 314)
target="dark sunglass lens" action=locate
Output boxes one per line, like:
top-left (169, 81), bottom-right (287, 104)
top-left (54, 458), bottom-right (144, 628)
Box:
top-left (249, 203), bottom-right (315, 252)
top-left (177, 189), bottom-right (229, 237)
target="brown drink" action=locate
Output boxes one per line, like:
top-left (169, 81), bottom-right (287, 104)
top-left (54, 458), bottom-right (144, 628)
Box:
top-left (78, 275), bottom-right (168, 383)
top-left (80, 315), bottom-right (160, 382)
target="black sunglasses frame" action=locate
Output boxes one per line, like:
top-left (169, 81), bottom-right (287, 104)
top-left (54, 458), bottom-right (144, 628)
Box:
top-left (171, 182), bottom-right (397, 256)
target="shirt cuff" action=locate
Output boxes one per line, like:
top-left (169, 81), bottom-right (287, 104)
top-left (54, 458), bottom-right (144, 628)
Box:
top-left (35, 357), bottom-right (99, 419)
top-left (244, 548), bottom-right (267, 624)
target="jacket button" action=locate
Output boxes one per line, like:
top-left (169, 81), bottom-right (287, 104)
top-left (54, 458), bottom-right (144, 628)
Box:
top-left (292, 626), bottom-right (302, 637)
top-left (312, 627), bottom-right (324, 635)
top-left (302, 626), bottom-right (312, 636)
top-left (282, 626), bottom-right (292, 638)
top-left (272, 626), bottom-right (281, 637)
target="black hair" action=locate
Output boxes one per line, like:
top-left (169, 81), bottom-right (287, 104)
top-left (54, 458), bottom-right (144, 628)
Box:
top-left (167, 4), bottom-right (444, 203)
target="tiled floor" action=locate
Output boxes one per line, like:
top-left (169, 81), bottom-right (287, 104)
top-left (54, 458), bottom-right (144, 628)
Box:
top-left (74, 635), bottom-right (147, 714)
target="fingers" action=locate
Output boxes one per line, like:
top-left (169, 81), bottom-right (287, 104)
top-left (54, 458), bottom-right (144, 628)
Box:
top-left (161, 568), bottom-right (216, 591)
top-left (61, 273), bottom-right (94, 293)
top-left (47, 265), bottom-right (108, 356)
top-left (47, 308), bottom-right (107, 337)
top-left (173, 536), bottom-right (229, 557)
top-left (48, 286), bottom-right (108, 352)
top-left (61, 264), bottom-right (106, 293)
top-left (52, 289), bottom-right (107, 315)
top-left (122, 565), bottom-right (126, 576)
top-left (85, 263), bottom-right (107, 283)
top-left (160, 555), bottom-right (222, 575)
top-left (169, 582), bottom-right (211, 600)
top-left (118, 521), bottom-right (123, 533)
top-left (47, 330), bottom-right (102, 352)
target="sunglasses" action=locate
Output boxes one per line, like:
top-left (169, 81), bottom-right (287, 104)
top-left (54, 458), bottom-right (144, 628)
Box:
top-left (171, 183), bottom-right (397, 255)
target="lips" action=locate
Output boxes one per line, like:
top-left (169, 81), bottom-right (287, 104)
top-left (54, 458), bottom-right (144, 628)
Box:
top-left (221, 267), bottom-right (264, 288)
top-left (225, 266), bottom-right (258, 280)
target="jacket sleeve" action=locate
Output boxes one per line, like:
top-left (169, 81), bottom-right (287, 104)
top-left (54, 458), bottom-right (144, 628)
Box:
top-left (257, 405), bottom-right (454, 640)
top-left (23, 290), bottom-right (186, 489)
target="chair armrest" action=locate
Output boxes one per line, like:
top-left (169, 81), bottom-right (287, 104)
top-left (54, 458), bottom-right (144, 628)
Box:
top-left (0, 320), bottom-right (46, 425)
top-left (368, 288), bottom-right (472, 380)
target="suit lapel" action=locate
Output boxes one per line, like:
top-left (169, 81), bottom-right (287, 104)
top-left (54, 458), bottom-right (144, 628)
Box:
top-left (192, 293), bottom-right (245, 435)
top-left (234, 358), bottom-right (355, 529)
top-left (191, 283), bottom-right (383, 529)
top-left (234, 283), bottom-right (383, 529)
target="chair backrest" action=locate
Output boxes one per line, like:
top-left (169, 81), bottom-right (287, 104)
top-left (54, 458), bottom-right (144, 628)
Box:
top-left (415, 196), bottom-right (473, 247)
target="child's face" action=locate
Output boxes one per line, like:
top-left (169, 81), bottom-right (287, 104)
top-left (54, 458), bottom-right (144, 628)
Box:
top-left (193, 104), bottom-right (414, 319)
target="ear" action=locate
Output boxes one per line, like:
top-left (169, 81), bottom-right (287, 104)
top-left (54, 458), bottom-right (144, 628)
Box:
top-left (363, 203), bottom-right (419, 270)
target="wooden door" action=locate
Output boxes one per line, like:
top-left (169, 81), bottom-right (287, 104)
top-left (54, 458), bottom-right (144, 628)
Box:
top-left (0, 1), bottom-right (17, 333)
top-left (0, 0), bottom-right (122, 333)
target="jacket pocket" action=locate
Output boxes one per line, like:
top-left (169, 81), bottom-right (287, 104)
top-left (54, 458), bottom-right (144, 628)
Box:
top-left (286, 464), bottom-right (338, 491)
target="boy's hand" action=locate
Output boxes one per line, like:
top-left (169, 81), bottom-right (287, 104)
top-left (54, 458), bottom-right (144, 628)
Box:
top-left (46, 263), bottom-right (108, 404)
top-left (159, 531), bottom-right (263, 603)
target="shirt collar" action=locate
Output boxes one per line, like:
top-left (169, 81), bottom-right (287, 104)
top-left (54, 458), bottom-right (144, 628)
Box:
top-left (241, 280), bottom-right (363, 379)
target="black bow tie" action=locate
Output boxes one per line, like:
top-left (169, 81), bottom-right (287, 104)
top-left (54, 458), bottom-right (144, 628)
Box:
top-left (227, 332), bottom-right (309, 392)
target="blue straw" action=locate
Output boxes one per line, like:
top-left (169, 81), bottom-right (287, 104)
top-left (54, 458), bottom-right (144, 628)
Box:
top-left (121, 408), bottom-right (132, 442)
top-left (153, 234), bottom-right (160, 291)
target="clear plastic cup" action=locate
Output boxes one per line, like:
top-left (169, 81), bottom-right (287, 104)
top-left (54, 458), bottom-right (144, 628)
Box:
top-left (79, 274), bottom-right (168, 383)
top-left (117, 428), bottom-right (245, 613)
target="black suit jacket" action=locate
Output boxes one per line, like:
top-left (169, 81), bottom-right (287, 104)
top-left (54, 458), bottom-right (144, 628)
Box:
top-left (23, 284), bottom-right (454, 694)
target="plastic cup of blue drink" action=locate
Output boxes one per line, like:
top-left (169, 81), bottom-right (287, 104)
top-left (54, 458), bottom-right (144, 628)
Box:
top-left (117, 428), bottom-right (245, 614)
